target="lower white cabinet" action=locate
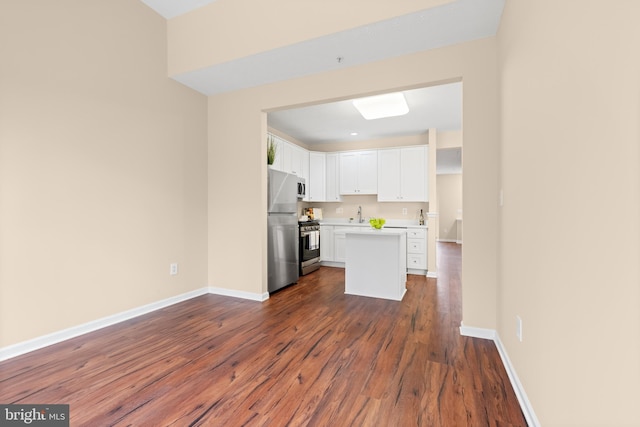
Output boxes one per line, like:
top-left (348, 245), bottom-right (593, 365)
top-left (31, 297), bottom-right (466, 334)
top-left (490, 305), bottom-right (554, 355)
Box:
top-left (333, 227), bottom-right (358, 263)
top-left (406, 228), bottom-right (427, 271)
top-left (320, 224), bottom-right (428, 274)
top-left (320, 225), bottom-right (334, 261)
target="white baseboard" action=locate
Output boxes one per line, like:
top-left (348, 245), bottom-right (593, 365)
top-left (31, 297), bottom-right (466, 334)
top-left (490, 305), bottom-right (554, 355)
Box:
top-left (459, 324), bottom-right (496, 340)
top-left (407, 268), bottom-right (428, 276)
top-left (426, 271), bottom-right (437, 278)
top-left (0, 287), bottom-right (210, 362)
top-left (460, 323), bottom-right (540, 427)
top-left (320, 261), bottom-right (345, 268)
top-left (437, 239), bottom-right (457, 243)
top-left (209, 287), bottom-right (269, 302)
top-left (0, 286), bottom-right (272, 361)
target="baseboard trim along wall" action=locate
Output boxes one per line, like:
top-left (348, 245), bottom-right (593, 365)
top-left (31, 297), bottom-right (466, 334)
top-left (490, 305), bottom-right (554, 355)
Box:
top-left (460, 323), bottom-right (541, 427)
top-left (0, 288), bottom-right (210, 362)
top-left (208, 287), bottom-right (269, 302)
top-left (0, 286), bottom-right (271, 362)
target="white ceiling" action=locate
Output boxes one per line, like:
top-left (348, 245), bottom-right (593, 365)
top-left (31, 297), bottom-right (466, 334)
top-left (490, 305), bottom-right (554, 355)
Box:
top-left (268, 82), bottom-right (462, 144)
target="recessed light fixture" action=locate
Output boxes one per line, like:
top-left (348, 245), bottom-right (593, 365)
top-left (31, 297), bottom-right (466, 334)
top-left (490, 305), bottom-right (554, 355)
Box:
top-left (350, 132), bottom-right (358, 136)
top-left (352, 92), bottom-right (409, 120)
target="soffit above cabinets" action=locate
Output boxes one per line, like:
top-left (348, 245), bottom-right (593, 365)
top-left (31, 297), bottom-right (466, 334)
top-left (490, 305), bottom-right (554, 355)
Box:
top-left (139, 0), bottom-right (504, 96)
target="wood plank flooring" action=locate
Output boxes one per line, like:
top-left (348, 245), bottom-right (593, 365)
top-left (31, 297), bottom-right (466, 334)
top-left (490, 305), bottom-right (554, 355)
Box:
top-left (0, 243), bottom-right (526, 426)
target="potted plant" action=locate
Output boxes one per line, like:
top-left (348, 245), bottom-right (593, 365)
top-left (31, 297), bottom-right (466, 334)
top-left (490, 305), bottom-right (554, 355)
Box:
top-left (267, 135), bottom-right (277, 166)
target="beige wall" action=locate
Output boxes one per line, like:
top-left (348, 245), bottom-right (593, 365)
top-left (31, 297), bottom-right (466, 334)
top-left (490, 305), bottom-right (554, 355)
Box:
top-left (498, 1), bottom-right (640, 425)
top-left (436, 129), bottom-right (463, 149)
top-left (207, 38), bottom-right (499, 328)
top-left (437, 174), bottom-right (462, 242)
top-left (0, 0), bottom-right (208, 347)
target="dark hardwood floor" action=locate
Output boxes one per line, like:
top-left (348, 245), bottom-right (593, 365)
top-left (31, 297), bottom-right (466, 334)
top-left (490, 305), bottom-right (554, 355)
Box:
top-left (0, 243), bottom-right (526, 426)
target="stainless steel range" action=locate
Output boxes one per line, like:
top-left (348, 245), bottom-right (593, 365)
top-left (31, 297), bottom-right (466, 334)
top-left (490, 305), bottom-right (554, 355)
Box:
top-left (299, 220), bottom-right (320, 275)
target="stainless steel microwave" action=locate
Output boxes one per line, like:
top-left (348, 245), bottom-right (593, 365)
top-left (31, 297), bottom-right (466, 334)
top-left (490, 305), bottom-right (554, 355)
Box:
top-left (297, 177), bottom-right (306, 200)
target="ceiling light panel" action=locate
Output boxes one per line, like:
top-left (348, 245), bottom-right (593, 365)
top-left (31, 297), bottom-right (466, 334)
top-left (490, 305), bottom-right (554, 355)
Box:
top-left (353, 93), bottom-right (409, 120)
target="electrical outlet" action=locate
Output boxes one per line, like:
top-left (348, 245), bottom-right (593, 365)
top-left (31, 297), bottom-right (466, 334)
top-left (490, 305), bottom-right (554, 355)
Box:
top-left (170, 263), bottom-right (178, 276)
top-left (516, 315), bottom-right (523, 342)
top-left (499, 189), bottom-right (504, 207)
top-left (402, 208), bottom-right (407, 215)
top-left (336, 207), bottom-right (343, 214)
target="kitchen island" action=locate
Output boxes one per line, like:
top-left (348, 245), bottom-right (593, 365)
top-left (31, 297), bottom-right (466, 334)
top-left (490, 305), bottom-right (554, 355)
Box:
top-left (345, 228), bottom-right (407, 301)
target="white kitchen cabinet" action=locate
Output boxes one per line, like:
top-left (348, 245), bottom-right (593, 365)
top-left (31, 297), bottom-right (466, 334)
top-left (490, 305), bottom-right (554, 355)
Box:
top-left (327, 224), bottom-right (428, 275)
top-left (287, 143), bottom-right (304, 176)
top-left (325, 153), bottom-right (342, 202)
top-left (275, 139), bottom-right (293, 174)
top-left (332, 226), bottom-right (361, 263)
top-left (309, 152), bottom-right (326, 202)
top-left (320, 225), bottom-right (334, 261)
top-left (406, 227), bottom-right (427, 272)
top-left (339, 150), bottom-right (378, 194)
top-left (333, 229), bottom-right (347, 262)
top-left (274, 138), bottom-right (303, 176)
top-left (274, 137), bottom-right (310, 200)
top-left (377, 146), bottom-right (428, 202)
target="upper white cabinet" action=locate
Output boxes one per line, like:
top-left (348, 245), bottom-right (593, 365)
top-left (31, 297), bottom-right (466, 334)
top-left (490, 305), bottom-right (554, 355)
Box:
top-left (270, 133), bottom-right (310, 200)
top-left (325, 153), bottom-right (342, 202)
top-left (269, 133), bottom-right (425, 203)
top-left (270, 134), bottom-right (303, 176)
top-left (286, 143), bottom-right (305, 177)
top-left (308, 152), bottom-right (326, 202)
top-left (339, 150), bottom-right (378, 195)
top-left (377, 146), bottom-right (428, 202)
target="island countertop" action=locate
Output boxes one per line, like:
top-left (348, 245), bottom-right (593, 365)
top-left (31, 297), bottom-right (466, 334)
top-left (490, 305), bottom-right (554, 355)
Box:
top-left (319, 219), bottom-right (427, 229)
top-left (344, 228), bottom-right (407, 236)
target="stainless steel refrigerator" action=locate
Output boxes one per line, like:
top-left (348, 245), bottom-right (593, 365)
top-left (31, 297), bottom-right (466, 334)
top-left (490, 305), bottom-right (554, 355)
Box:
top-left (268, 169), bottom-right (299, 292)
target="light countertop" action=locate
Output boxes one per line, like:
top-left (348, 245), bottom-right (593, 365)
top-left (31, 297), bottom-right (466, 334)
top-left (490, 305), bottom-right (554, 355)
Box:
top-left (319, 219), bottom-right (427, 229)
top-left (345, 228), bottom-right (407, 236)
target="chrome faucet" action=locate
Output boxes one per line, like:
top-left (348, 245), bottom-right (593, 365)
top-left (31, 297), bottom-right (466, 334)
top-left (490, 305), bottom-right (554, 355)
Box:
top-left (357, 206), bottom-right (363, 223)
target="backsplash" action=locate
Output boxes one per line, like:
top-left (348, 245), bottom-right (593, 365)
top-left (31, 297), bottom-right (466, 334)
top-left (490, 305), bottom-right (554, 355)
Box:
top-left (300, 195), bottom-right (428, 222)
